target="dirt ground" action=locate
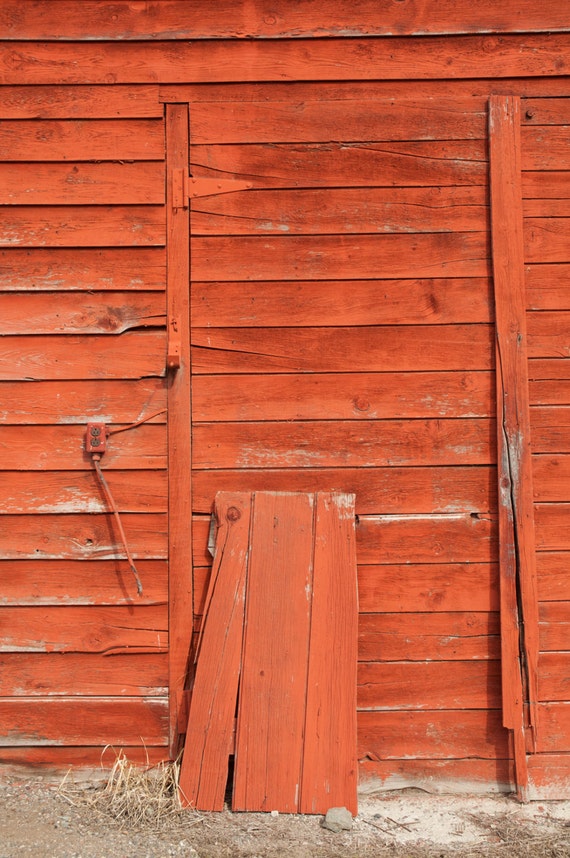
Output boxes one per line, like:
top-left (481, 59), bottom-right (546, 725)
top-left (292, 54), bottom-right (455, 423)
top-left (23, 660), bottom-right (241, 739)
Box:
top-left (3, 768), bottom-right (570, 858)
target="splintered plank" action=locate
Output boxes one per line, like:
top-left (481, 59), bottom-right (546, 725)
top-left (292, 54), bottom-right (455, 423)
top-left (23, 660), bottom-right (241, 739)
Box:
top-left (233, 492), bottom-right (315, 813)
top-left (179, 493), bottom-right (252, 811)
top-left (300, 493), bottom-right (358, 815)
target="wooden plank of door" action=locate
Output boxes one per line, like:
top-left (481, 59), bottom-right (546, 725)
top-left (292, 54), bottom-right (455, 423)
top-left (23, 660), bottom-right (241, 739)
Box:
top-left (489, 94), bottom-right (539, 800)
top-left (300, 492), bottom-right (358, 815)
top-left (178, 492), bottom-right (252, 811)
top-left (233, 492), bottom-right (315, 812)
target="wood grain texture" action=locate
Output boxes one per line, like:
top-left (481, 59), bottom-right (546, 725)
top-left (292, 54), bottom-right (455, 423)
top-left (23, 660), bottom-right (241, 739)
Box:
top-left (0, 746), bottom-right (168, 769)
top-left (0, 85), bottom-right (162, 118)
top-left (2, 1), bottom-right (567, 39)
top-left (192, 279), bottom-right (493, 327)
top-left (535, 705), bottom-right (570, 753)
top-left (191, 465), bottom-right (494, 515)
top-left (539, 654), bottom-right (570, 702)
top-left (523, 128), bottom-right (570, 171)
top-left (191, 234), bottom-right (489, 281)
top-left (3, 37), bottom-right (570, 84)
top-left (301, 493), bottom-right (358, 815)
top-left (526, 265), bottom-right (570, 311)
top-left (0, 248), bottom-right (165, 291)
top-left (532, 407), bottom-right (570, 452)
top-left (535, 504), bottom-right (570, 551)
top-left (0, 162), bottom-right (165, 205)
top-left (0, 120), bottom-right (164, 161)
top-left (533, 456), bottom-right (570, 501)
top-left (360, 757), bottom-right (512, 792)
top-left (537, 553), bottom-right (570, 602)
top-left (191, 326), bottom-right (493, 373)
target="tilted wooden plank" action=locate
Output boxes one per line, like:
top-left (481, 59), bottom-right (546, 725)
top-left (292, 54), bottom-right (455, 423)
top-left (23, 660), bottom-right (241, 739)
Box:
top-left (301, 493), bottom-right (358, 815)
top-left (2, 1), bottom-right (568, 39)
top-left (2, 36), bottom-right (570, 84)
top-left (179, 493), bottom-right (252, 811)
top-left (233, 492), bottom-right (315, 812)
top-left (0, 85), bottom-right (162, 118)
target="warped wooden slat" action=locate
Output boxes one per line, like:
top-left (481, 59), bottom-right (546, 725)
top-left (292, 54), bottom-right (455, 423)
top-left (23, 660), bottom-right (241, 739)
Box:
top-left (2, 36), bottom-right (570, 84)
top-left (191, 186), bottom-right (487, 235)
top-left (358, 660), bottom-right (501, 710)
top-left (191, 325), bottom-right (494, 373)
top-left (179, 492), bottom-right (252, 811)
top-left (0, 85), bottom-right (162, 118)
top-left (0, 119), bottom-right (164, 161)
top-left (0, 653), bottom-right (167, 696)
top-left (191, 464), bottom-right (494, 515)
top-left (191, 141), bottom-right (487, 188)
top-left (301, 493), bottom-right (358, 815)
top-left (0, 206), bottom-right (165, 248)
top-left (0, 559), bottom-right (167, 606)
top-left (2, 1), bottom-right (567, 39)
top-left (358, 710), bottom-right (508, 760)
top-left (0, 162), bottom-right (165, 206)
top-left (192, 418), bottom-right (494, 469)
top-left (191, 279), bottom-right (492, 327)
top-left (191, 233), bottom-right (489, 281)
top-left (0, 248), bottom-right (166, 291)
top-left (192, 371), bottom-right (493, 421)
top-left (357, 564), bottom-right (499, 613)
top-left (0, 331), bottom-right (165, 380)
top-left (358, 612), bottom-right (500, 661)
top-left (0, 425), bottom-right (166, 470)
top-left (0, 292), bottom-right (165, 335)
top-left (0, 513), bottom-right (167, 561)
top-left (0, 699), bottom-right (168, 746)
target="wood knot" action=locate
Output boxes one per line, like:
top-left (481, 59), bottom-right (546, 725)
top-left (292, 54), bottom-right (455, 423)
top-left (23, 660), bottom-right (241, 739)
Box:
top-left (227, 506), bottom-right (241, 522)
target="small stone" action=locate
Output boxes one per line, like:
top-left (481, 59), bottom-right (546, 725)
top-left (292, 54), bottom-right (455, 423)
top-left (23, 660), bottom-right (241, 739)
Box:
top-left (270, 810), bottom-right (279, 818)
top-left (321, 806), bottom-right (353, 833)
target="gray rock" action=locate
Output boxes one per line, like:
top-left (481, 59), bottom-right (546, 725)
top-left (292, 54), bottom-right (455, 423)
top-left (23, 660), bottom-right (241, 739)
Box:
top-left (321, 806), bottom-right (353, 833)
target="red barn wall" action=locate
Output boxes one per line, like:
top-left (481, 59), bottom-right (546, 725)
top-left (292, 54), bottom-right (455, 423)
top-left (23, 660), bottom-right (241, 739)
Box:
top-left (0, 1), bottom-right (569, 796)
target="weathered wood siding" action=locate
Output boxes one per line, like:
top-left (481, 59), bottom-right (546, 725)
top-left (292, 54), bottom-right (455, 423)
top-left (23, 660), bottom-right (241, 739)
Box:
top-left (0, 1), bottom-right (568, 794)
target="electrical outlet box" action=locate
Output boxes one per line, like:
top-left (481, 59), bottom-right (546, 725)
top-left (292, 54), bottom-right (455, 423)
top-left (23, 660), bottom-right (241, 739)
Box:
top-left (85, 422), bottom-right (107, 454)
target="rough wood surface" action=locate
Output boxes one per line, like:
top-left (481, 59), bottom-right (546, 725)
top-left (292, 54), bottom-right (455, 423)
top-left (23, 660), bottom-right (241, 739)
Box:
top-left (0, 120), bottom-right (164, 161)
top-left (0, 85), bottom-right (162, 118)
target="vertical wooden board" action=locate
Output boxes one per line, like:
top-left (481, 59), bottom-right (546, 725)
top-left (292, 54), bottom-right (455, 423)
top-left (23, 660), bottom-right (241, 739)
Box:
top-left (233, 492), bottom-right (315, 813)
top-left (179, 493), bottom-right (252, 811)
top-left (300, 493), bottom-right (358, 815)
top-left (166, 104), bottom-right (192, 754)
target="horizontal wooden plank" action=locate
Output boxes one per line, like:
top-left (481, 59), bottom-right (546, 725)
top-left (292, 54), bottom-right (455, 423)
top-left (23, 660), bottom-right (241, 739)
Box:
top-left (3, 36), bottom-right (570, 84)
top-left (192, 325), bottom-right (494, 373)
top-left (523, 174), bottom-right (570, 208)
top-left (529, 359), bottom-right (570, 381)
top-left (192, 419), bottom-right (494, 469)
top-left (0, 247), bottom-right (166, 291)
top-left (358, 564), bottom-right (498, 613)
top-left (525, 219), bottom-right (570, 264)
top-left (526, 264), bottom-right (570, 310)
top-left (0, 470), bottom-right (167, 514)
top-left (531, 406), bottom-right (570, 452)
top-left (0, 119), bottom-right (164, 161)
top-left (0, 513), bottom-right (167, 561)
top-left (360, 757), bottom-right (512, 792)
top-left (528, 754), bottom-right (570, 800)
top-left (522, 98), bottom-right (570, 126)
top-left (1, 605), bottom-right (168, 654)
top-left (0, 425), bottom-right (166, 470)
top-left (191, 186), bottom-right (488, 235)
top-left (527, 312), bottom-right (570, 358)
top-left (537, 552), bottom-right (570, 602)
top-left (524, 197), bottom-right (570, 218)
top-left (0, 206), bottom-right (165, 248)
top-left (357, 709), bottom-right (508, 760)
top-left (3, 1), bottom-right (568, 39)
top-left (536, 704), bottom-right (570, 753)
top-left (0, 652), bottom-right (167, 696)
top-left (358, 660), bottom-right (501, 709)
top-left (193, 372), bottom-right (493, 421)
top-left (533, 456), bottom-right (570, 502)
top-left (0, 745), bottom-right (169, 770)
top-left (0, 559), bottom-right (167, 606)
top-left (356, 513), bottom-right (497, 565)
top-left (523, 128), bottom-right (570, 171)
top-left (0, 162), bottom-right (165, 206)
top-left (358, 613), bottom-right (500, 662)
top-left (0, 331), bottom-right (165, 380)
top-left (191, 233), bottom-right (489, 281)
top-left (0, 378), bottom-right (167, 424)
top-left (0, 85), bottom-right (162, 118)
top-left (191, 465), bottom-right (494, 516)
top-left (0, 292), bottom-right (165, 335)
top-left (192, 279), bottom-right (493, 327)
top-left (530, 380), bottom-right (570, 406)
top-left (539, 653), bottom-right (570, 702)
top-left (191, 140), bottom-right (487, 189)
top-left (0, 698), bottom-right (168, 746)
top-left (535, 504), bottom-right (570, 551)
top-left (540, 601), bottom-right (570, 651)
